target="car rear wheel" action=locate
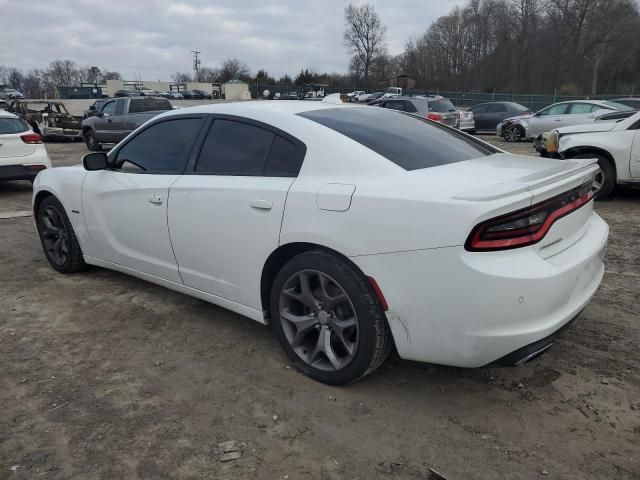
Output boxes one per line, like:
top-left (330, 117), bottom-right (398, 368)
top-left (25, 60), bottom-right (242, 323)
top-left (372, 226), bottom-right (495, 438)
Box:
top-left (84, 130), bottom-right (101, 151)
top-left (36, 196), bottom-right (87, 273)
top-left (270, 250), bottom-right (392, 385)
top-left (503, 125), bottom-right (524, 142)
top-left (570, 153), bottom-right (616, 200)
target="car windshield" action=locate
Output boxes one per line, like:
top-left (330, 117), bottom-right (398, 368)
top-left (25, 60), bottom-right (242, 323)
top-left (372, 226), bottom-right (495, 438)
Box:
top-left (602, 101), bottom-right (633, 111)
top-left (0, 118), bottom-right (29, 134)
top-left (298, 107), bottom-right (497, 171)
top-left (510, 103), bottom-right (530, 111)
top-left (429, 99), bottom-right (456, 112)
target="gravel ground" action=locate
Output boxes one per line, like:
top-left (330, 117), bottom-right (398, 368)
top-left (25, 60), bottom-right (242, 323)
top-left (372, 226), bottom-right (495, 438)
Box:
top-left (1, 137), bottom-right (639, 480)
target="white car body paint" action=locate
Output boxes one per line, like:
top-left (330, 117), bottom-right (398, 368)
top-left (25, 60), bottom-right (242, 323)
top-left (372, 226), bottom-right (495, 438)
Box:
top-left (556, 110), bottom-right (640, 182)
top-left (33, 101), bottom-right (609, 368)
top-left (0, 111), bottom-right (51, 181)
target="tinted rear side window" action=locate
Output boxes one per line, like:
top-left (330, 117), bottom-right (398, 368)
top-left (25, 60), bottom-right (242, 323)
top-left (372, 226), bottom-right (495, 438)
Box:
top-left (196, 120), bottom-right (274, 175)
top-left (266, 135), bottom-right (305, 176)
top-left (115, 118), bottom-right (202, 173)
top-left (129, 98), bottom-right (172, 113)
top-left (0, 118), bottom-right (28, 134)
top-left (298, 107), bottom-right (496, 171)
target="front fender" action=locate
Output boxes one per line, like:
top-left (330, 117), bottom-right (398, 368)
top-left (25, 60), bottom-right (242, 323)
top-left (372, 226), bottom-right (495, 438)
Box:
top-left (33, 166), bottom-right (91, 253)
top-left (559, 131), bottom-right (634, 181)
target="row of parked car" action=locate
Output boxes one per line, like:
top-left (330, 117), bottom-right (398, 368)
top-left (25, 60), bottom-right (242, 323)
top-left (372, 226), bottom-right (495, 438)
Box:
top-left (113, 88), bottom-right (218, 100)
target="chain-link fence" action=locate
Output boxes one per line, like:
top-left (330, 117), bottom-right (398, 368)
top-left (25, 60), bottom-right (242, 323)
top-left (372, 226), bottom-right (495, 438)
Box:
top-left (253, 84), bottom-right (634, 111)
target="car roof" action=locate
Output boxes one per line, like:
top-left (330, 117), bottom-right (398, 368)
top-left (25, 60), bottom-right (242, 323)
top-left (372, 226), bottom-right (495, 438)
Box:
top-left (157, 99), bottom-right (350, 119)
top-left (0, 110), bottom-right (19, 119)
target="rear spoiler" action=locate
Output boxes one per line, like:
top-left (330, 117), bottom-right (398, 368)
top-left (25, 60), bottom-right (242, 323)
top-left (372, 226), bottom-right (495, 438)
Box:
top-left (453, 158), bottom-right (599, 201)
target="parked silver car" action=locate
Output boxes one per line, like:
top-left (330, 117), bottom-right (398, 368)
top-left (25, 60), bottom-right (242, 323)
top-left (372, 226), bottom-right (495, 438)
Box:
top-left (496, 100), bottom-right (631, 142)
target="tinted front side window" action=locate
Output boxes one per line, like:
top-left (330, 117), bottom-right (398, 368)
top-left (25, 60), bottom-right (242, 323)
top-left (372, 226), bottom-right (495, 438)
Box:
top-left (486, 104), bottom-right (507, 113)
top-left (298, 107), bottom-right (496, 171)
top-left (114, 99), bottom-right (125, 116)
top-left (115, 118), bottom-right (202, 173)
top-left (539, 104), bottom-right (568, 116)
top-left (196, 120), bottom-right (274, 175)
top-left (101, 101), bottom-right (116, 115)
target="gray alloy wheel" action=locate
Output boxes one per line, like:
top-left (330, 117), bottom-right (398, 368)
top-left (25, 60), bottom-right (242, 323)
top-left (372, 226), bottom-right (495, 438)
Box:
top-left (503, 125), bottom-right (523, 142)
top-left (39, 205), bottom-right (70, 266)
top-left (279, 270), bottom-right (359, 372)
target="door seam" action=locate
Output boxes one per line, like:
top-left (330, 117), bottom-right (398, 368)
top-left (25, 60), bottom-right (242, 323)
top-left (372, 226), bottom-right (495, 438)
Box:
top-left (166, 176), bottom-right (185, 284)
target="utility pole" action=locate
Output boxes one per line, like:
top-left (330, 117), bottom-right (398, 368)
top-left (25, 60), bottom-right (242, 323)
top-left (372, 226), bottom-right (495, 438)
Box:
top-left (191, 50), bottom-right (201, 83)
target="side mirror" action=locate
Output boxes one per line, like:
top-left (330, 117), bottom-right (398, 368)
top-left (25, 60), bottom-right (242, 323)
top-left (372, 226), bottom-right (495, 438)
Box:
top-left (83, 152), bottom-right (109, 171)
top-left (89, 105), bottom-right (96, 111)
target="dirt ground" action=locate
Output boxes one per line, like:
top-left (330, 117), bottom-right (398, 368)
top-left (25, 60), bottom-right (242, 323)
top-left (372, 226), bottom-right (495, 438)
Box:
top-left (1, 136), bottom-right (639, 480)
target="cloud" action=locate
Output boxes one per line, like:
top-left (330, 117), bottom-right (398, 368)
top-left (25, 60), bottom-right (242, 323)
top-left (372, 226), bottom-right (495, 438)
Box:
top-left (0, 0), bottom-right (466, 80)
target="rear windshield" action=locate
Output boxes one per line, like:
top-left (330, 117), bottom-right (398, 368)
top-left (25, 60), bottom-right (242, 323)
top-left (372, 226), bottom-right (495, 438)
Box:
top-left (429, 99), bottom-right (456, 112)
top-left (129, 98), bottom-right (172, 113)
top-left (0, 118), bottom-right (28, 134)
top-left (603, 101), bottom-right (633, 111)
top-left (298, 107), bottom-right (496, 171)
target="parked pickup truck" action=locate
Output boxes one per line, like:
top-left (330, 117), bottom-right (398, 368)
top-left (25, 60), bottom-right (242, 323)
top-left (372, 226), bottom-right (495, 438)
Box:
top-left (81, 97), bottom-right (172, 151)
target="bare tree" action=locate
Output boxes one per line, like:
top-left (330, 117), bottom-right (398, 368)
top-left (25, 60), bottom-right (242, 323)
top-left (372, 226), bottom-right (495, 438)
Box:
top-left (218, 58), bottom-right (251, 83)
top-left (171, 71), bottom-right (192, 83)
top-left (343, 3), bottom-right (386, 86)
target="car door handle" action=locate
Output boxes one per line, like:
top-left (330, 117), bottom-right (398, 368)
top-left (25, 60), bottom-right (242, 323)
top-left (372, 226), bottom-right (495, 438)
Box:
top-left (249, 199), bottom-right (272, 210)
top-left (148, 194), bottom-right (163, 205)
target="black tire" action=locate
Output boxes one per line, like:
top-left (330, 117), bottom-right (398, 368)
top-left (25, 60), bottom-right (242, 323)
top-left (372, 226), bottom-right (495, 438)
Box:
top-left (270, 250), bottom-right (393, 385)
top-left (570, 153), bottom-right (616, 200)
top-left (84, 130), bottom-right (101, 151)
top-left (36, 196), bottom-right (88, 273)
top-left (503, 124), bottom-right (524, 142)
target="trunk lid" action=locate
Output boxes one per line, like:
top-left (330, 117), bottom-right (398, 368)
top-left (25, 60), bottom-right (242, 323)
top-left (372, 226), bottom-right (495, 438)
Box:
top-left (410, 153), bottom-right (599, 257)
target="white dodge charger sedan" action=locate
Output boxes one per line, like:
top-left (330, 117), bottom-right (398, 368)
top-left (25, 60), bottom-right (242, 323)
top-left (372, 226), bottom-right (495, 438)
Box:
top-left (33, 101), bottom-right (608, 384)
top-left (0, 110), bottom-right (51, 182)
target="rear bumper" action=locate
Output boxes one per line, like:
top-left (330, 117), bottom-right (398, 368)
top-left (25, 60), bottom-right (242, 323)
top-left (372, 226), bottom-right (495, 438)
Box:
top-left (351, 212), bottom-right (608, 367)
top-left (459, 119), bottom-right (475, 131)
top-left (0, 164), bottom-right (47, 181)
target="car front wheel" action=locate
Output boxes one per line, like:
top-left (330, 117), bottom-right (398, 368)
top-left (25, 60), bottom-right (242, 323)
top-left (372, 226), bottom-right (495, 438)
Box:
top-left (36, 196), bottom-right (87, 273)
top-left (270, 250), bottom-right (393, 385)
top-left (84, 130), bottom-right (101, 151)
top-left (503, 124), bottom-right (523, 142)
top-left (570, 153), bottom-right (616, 200)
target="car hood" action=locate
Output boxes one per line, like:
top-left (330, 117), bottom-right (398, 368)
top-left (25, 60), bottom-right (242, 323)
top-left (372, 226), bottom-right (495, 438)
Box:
top-left (556, 122), bottom-right (617, 135)
top-left (502, 113), bottom-right (534, 123)
top-left (407, 153), bottom-right (597, 201)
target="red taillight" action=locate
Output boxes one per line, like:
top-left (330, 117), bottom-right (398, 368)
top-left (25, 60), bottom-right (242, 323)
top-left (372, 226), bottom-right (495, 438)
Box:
top-left (21, 133), bottom-right (43, 144)
top-left (24, 164), bottom-right (47, 172)
top-left (427, 113), bottom-right (443, 122)
top-left (465, 183), bottom-right (594, 252)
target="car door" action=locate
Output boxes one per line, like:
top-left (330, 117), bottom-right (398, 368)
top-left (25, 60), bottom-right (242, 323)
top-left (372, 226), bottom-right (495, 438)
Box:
top-left (108, 98), bottom-right (126, 140)
top-left (94, 100), bottom-right (118, 142)
top-left (470, 104), bottom-right (488, 129)
top-left (82, 116), bottom-right (205, 283)
top-left (529, 103), bottom-right (570, 137)
top-left (168, 117), bottom-right (306, 310)
top-left (560, 102), bottom-right (602, 128)
top-left (485, 103), bottom-right (509, 129)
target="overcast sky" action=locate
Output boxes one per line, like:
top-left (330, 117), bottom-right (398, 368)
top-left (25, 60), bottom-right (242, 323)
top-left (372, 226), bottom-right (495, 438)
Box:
top-left (0, 0), bottom-right (464, 80)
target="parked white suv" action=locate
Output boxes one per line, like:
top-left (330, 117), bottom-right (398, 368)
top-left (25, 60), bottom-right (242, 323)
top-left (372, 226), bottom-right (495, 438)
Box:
top-left (0, 111), bottom-right (51, 183)
top-left (536, 110), bottom-right (640, 198)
